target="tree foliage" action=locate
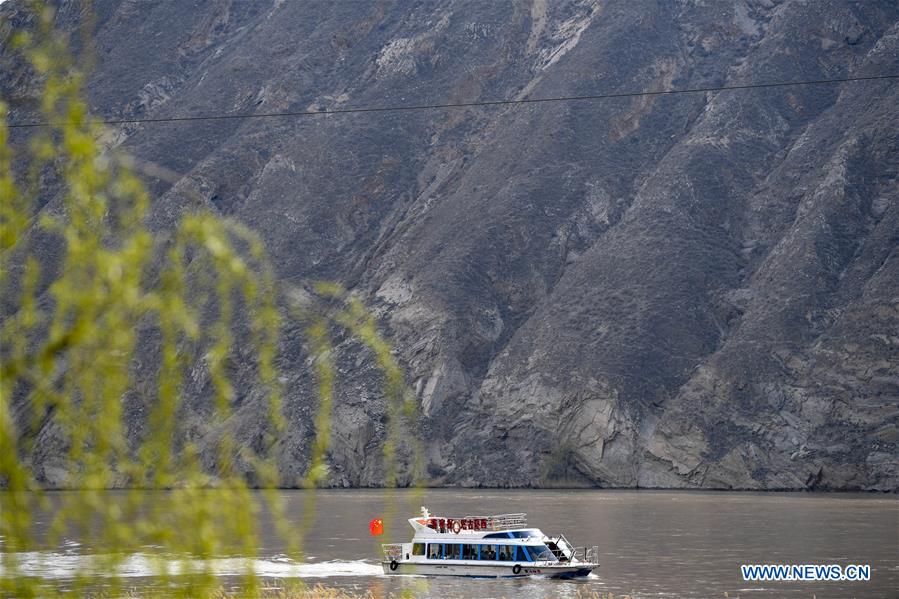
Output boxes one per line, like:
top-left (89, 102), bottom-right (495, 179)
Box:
top-left (0, 6), bottom-right (420, 597)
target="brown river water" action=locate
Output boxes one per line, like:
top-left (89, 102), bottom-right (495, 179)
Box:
top-left (6, 488), bottom-right (898, 598)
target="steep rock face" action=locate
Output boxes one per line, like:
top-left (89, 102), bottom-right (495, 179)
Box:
top-left (2, 0), bottom-right (896, 489)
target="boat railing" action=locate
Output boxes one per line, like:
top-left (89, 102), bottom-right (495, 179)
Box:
top-left (569, 545), bottom-right (599, 564)
top-left (484, 513), bottom-right (527, 531)
top-left (420, 513), bottom-right (528, 532)
top-left (381, 543), bottom-right (403, 561)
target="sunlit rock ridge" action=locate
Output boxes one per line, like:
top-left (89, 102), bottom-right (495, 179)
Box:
top-left (2, 0), bottom-right (897, 490)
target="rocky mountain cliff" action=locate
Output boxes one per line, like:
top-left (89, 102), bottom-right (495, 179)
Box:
top-left (2, 0), bottom-right (897, 490)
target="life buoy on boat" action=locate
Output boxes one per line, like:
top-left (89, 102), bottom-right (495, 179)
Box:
top-left (512, 564), bottom-right (522, 575)
top-left (390, 560), bottom-right (399, 571)
top-left (452, 520), bottom-right (462, 534)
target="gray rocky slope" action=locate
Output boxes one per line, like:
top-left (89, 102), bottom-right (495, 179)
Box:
top-left (2, 0), bottom-right (897, 489)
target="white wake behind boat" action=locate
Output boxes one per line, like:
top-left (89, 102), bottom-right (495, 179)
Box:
top-left (380, 507), bottom-right (599, 578)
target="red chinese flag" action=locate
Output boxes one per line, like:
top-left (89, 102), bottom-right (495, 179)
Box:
top-left (369, 518), bottom-right (384, 536)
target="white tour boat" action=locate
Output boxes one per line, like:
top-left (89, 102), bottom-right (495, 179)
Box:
top-left (380, 507), bottom-right (599, 578)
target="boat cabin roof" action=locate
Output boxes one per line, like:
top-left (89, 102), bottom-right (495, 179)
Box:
top-left (407, 509), bottom-right (544, 540)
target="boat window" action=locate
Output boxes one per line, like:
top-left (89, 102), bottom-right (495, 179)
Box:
top-left (480, 544), bottom-right (498, 561)
top-left (509, 529), bottom-right (541, 538)
top-left (524, 544), bottom-right (558, 562)
top-left (461, 544), bottom-right (477, 560)
top-left (483, 532), bottom-right (512, 539)
top-left (412, 543), bottom-right (425, 556)
top-left (498, 545), bottom-right (514, 561)
top-left (446, 544), bottom-right (461, 559)
top-left (427, 544), bottom-right (440, 559)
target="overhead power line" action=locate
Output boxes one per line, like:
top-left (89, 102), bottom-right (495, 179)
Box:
top-left (7, 73), bottom-right (898, 129)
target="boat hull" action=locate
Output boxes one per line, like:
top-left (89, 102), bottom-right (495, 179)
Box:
top-left (380, 560), bottom-right (596, 578)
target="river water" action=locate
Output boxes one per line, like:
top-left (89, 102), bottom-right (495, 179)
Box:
top-left (7, 489), bottom-right (898, 598)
